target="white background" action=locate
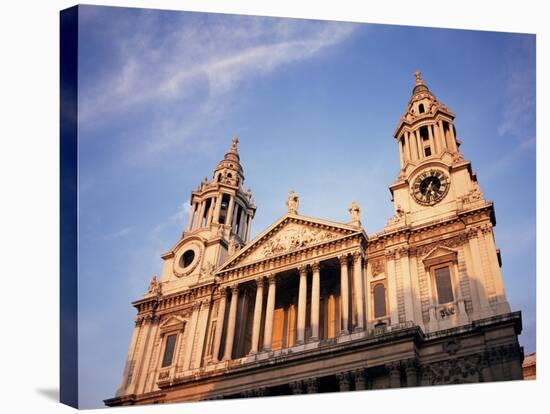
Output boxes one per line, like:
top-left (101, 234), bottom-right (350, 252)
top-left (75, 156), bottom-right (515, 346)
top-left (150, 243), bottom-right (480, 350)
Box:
top-left (0, 0), bottom-right (546, 412)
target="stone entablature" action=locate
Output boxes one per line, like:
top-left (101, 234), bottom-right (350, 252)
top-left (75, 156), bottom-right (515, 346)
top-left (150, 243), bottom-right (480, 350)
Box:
top-left (105, 312), bottom-right (522, 406)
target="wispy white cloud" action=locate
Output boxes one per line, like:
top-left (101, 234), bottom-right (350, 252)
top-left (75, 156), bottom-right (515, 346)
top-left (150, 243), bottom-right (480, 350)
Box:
top-left (79, 10), bottom-right (357, 165)
top-left (152, 201), bottom-right (191, 237)
top-left (497, 38), bottom-right (535, 148)
top-left (104, 227), bottom-right (131, 239)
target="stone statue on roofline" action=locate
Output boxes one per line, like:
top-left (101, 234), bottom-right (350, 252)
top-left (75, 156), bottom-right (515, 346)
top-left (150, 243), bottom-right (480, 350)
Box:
top-left (286, 190), bottom-right (299, 214)
top-left (348, 201), bottom-right (361, 228)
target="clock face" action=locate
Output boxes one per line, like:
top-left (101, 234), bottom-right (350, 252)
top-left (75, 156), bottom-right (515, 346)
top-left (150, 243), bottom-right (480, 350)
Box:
top-left (411, 169), bottom-right (449, 206)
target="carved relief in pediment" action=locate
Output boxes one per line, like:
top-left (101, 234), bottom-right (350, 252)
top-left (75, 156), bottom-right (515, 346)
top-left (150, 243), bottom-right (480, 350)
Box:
top-left (242, 223), bottom-right (341, 264)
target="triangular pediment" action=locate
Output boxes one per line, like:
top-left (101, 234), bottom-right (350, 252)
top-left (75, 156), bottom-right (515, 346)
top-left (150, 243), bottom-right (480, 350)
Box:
top-left (422, 246), bottom-right (458, 265)
top-left (159, 315), bottom-right (187, 330)
top-left (218, 213), bottom-right (362, 271)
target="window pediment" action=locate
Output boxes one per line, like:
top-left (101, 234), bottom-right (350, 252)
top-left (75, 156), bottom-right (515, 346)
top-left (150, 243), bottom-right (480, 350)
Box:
top-left (422, 246), bottom-right (458, 268)
top-left (159, 315), bottom-right (186, 333)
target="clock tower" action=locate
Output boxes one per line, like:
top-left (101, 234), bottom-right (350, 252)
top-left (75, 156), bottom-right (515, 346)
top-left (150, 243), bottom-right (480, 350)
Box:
top-left (382, 71), bottom-right (511, 329)
top-left (156, 137), bottom-right (257, 297)
top-left (388, 70), bottom-right (485, 227)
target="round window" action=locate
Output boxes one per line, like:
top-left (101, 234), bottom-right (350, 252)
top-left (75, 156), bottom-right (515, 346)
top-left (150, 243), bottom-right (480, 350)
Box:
top-left (180, 250), bottom-right (195, 268)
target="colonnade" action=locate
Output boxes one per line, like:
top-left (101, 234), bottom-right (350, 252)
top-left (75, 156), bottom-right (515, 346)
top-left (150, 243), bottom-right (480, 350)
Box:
top-left (398, 119), bottom-right (458, 167)
top-left (213, 251), bottom-right (366, 361)
top-left (186, 192), bottom-right (253, 242)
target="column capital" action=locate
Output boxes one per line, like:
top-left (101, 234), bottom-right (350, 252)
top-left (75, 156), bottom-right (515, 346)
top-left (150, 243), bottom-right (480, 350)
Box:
top-left (338, 254), bottom-right (349, 265)
top-left (306, 378), bottom-right (319, 394)
top-left (230, 284), bottom-right (239, 295)
top-left (336, 371), bottom-right (351, 391)
top-left (404, 358), bottom-right (419, 373)
top-left (352, 250), bottom-right (363, 261)
top-left (267, 274), bottom-right (277, 285)
top-left (386, 361), bottom-right (402, 374)
top-left (254, 276), bottom-right (265, 287)
top-left (298, 264), bottom-right (308, 276)
top-left (311, 261), bottom-right (321, 272)
top-left (289, 380), bottom-right (304, 394)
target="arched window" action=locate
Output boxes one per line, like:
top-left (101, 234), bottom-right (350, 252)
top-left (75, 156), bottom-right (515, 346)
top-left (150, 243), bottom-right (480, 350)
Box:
top-left (434, 266), bottom-right (454, 304)
top-left (373, 283), bottom-right (387, 318)
top-left (419, 103), bottom-right (425, 114)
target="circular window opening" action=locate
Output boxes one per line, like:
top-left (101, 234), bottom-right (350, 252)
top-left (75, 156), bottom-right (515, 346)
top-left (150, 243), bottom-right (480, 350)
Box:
top-left (181, 250), bottom-right (195, 268)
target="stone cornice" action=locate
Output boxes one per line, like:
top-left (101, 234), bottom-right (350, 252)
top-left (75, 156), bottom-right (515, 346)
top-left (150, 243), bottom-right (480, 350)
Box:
top-left (217, 235), bottom-right (363, 287)
top-left (393, 110), bottom-right (455, 138)
top-left (218, 213), bottom-right (365, 272)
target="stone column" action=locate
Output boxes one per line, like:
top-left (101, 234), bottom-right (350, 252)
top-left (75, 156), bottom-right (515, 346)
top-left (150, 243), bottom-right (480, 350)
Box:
top-left (399, 248), bottom-right (415, 323)
top-left (263, 275), bottom-right (277, 351)
top-left (352, 252), bottom-right (365, 332)
top-left (194, 201), bottom-right (205, 230)
top-left (449, 122), bottom-right (458, 152)
top-left (438, 120), bottom-right (447, 150)
top-left (306, 378), bottom-right (319, 394)
top-left (428, 123), bottom-right (436, 154)
top-left (467, 230), bottom-right (491, 313)
top-left (223, 285), bottom-right (239, 360)
top-left (386, 251), bottom-right (400, 325)
top-left (183, 303), bottom-right (200, 370)
top-left (117, 318), bottom-right (144, 395)
top-left (387, 361), bottom-right (402, 388)
top-left (205, 198), bottom-right (214, 226)
top-left (336, 372), bottom-right (351, 392)
top-left (339, 255), bottom-right (350, 335)
top-left (239, 208), bottom-right (247, 239)
top-left (212, 288), bottom-right (227, 362)
top-left (398, 137), bottom-right (404, 167)
top-left (225, 195), bottom-right (235, 226)
top-left (406, 131), bottom-right (413, 160)
top-left (212, 194), bottom-right (223, 224)
top-left (352, 368), bottom-right (366, 390)
top-left (186, 202), bottom-right (196, 231)
top-left (415, 129), bottom-right (422, 159)
top-left (245, 215), bottom-right (252, 242)
top-left (310, 262), bottom-right (321, 341)
top-left (405, 359), bottom-right (418, 387)
top-left (289, 380), bottom-right (304, 394)
top-left (192, 298), bottom-right (212, 368)
top-left (480, 353), bottom-right (493, 382)
top-left (297, 265), bottom-right (308, 344)
top-left (250, 277), bottom-right (264, 354)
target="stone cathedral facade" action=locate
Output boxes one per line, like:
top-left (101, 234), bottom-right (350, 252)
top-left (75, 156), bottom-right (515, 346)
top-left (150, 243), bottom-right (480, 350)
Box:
top-left (105, 72), bottom-right (524, 406)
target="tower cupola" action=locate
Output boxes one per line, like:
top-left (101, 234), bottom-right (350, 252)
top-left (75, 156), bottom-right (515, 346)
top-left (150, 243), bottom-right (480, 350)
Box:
top-left (393, 71), bottom-right (460, 170)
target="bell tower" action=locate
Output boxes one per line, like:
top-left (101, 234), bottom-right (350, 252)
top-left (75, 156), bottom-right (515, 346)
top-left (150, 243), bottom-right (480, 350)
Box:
top-left (386, 71), bottom-right (485, 228)
top-left (158, 137), bottom-right (256, 294)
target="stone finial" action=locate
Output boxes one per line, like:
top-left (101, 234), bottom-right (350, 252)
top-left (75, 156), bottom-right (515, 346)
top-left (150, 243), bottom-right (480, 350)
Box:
top-left (230, 136), bottom-right (239, 152)
top-left (286, 190), bottom-right (299, 214)
top-left (348, 200), bottom-right (361, 228)
top-left (414, 69), bottom-right (423, 85)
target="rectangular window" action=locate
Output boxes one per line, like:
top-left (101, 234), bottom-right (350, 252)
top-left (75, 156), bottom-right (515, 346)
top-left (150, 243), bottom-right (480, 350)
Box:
top-left (373, 283), bottom-right (387, 318)
top-left (161, 334), bottom-right (177, 368)
top-left (424, 146), bottom-right (431, 157)
top-left (434, 267), bottom-right (454, 304)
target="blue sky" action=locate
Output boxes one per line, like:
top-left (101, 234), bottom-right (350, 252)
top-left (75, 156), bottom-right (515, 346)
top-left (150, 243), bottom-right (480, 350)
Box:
top-left (76, 5), bottom-right (536, 409)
